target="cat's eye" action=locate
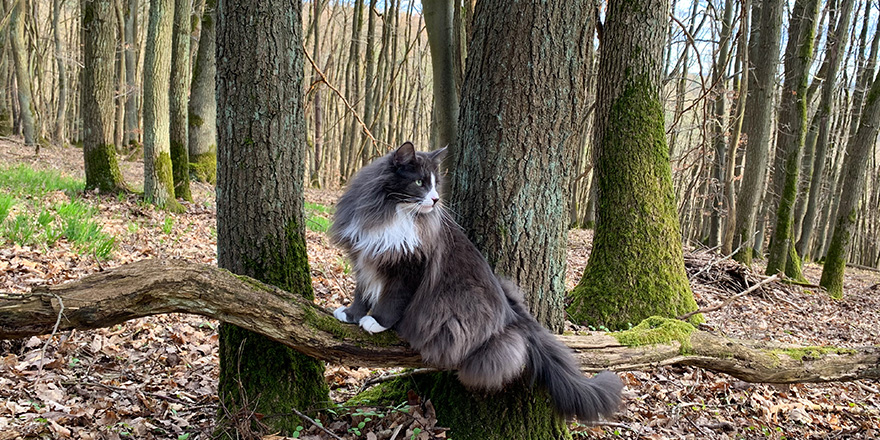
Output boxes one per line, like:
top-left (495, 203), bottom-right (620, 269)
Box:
top-left (415, 179), bottom-right (423, 187)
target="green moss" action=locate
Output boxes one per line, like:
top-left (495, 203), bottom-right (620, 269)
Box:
top-left (189, 112), bottom-right (204, 128)
top-left (567, 75), bottom-right (701, 329)
top-left (612, 316), bottom-right (696, 353)
top-left (190, 148), bottom-right (217, 184)
top-left (150, 151), bottom-right (185, 212)
top-left (217, 218), bottom-right (329, 436)
top-left (84, 143), bottom-right (127, 193)
top-left (352, 372), bottom-right (571, 439)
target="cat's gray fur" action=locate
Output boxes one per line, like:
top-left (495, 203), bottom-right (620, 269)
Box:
top-left (329, 142), bottom-right (623, 421)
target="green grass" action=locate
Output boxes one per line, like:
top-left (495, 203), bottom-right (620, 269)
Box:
top-left (0, 164), bottom-right (83, 197)
top-left (0, 164), bottom-right (115, 259)
top-left (305, 202), bottom-right (334, 233)
top-left (0, 193), bottom-right (13, 223)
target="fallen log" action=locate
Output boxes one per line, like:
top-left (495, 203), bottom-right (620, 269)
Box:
top-left (1, 259), bottom-right (877, 384)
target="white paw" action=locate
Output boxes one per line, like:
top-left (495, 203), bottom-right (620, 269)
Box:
top-left (359, 316), bottom-right (388, 334)
top-left (333, 306), bottom-right (350, 323)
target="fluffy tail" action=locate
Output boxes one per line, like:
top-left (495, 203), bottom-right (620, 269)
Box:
top-left (508, 281), bottom-right (622, 421)
top-left (456, 281), bottom-right (623, 421)
top-left (524, 321), bottom-right (623, 420)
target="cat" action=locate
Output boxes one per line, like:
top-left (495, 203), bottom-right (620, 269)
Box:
top-left (328, 141), bottom-right (622, 421)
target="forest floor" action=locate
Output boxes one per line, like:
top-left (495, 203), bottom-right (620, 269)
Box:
top-left (0, 140), bottom-right (878, 440)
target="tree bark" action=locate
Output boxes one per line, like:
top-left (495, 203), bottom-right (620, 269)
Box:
top-left (81, 0), bottom-right (127, 193)
top-left (0, 4), bottom-right (15, 136)
top-left (123, 0), bottom-right (138, 146)
top-left (142, 0), bottom-right (182, 211)
top-left (732, 0), bottom-right (784, 265)
top-left (567, 0), bottom-right (700, 329)
top-left (820, 72), bottom-right (880, 298)
top-left (52, 0), bottom-right (67, 144)
top-left (422, 0), bottom-right (459, 150)
top-left (216, 0), bottom-right (328, 434)
top-left (7, 0), bottom-right (37, 146)
top-left (708, 0), bottom-right (735, 249)
top-left (764, 0), bottom-right (821, 277)
top-left (187, 0), bottom-right (216, 184)
top-left (3, 259), bottom-right (879, 385)
top-left (169, 0), bottom-right (191, 201)
top-left (796, 0), bottom-right (856, 261)
top-left (431, 0), bottom-right (592, 437)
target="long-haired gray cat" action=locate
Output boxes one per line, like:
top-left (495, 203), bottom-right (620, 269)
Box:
top-left (329, 142), bottom-right (622, 421)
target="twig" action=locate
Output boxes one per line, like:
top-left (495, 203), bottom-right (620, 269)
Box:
top-left (290, 407), bottom-right (345, 440)
top-left (388, 423), bottom-right (407, 440)
top-left (37, 294), bottom-right (65, 379)
top-left (678, 274), bottom-right (780, 320)
top-left (302, 44), bottom-right (378, 147)
top-left (358, 368), bottom-right (437, 394)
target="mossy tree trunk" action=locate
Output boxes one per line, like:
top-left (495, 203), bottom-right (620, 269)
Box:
top-left (143, 0), bottom-right (182, 211)
top-left (81, 0), bottom-right (127, 193)
top-left (7, 0), bottom-right (37, 146)
top-left (169, 0), bottom-right (192, 200)
top-left (187, 0), bottom-right (217, 184)
top-left (764, 0), bottom-right (821, 278)
top-left (422, 0), bottom-right (459, 150)
top-left (405, 1), bottom-right (594, 438)
top-left (567, 0), bottom-right (700, 330)
top-left (216, 0), bottom-right (328, 435)
top-left (820, 73), bottom-right (880, 298)
top-left (732, 0), bottom-right (784, 265)
top-left (796, 0), bottom-right (855, 261)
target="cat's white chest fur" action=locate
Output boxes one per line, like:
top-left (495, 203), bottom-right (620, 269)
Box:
top-left (343, 207), bottom-right (421, 257)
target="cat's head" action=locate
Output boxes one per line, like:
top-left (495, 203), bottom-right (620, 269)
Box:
top-left (384, 142), bottom-right (447, 214)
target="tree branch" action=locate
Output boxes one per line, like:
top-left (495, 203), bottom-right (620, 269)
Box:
top-left (1, 259), bottom-right (877, 384)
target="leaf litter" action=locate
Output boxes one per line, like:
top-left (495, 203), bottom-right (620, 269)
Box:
top-left (1, 141), bottom-right (878, 439)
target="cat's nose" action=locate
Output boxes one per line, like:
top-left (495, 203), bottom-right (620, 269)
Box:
top-left (431, 196), bottom-right (439, 205)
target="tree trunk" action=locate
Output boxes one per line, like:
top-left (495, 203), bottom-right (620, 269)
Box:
top-left (820, 73), bottom-right (880, 298)
top-left (187, 0), bottom-right (217, 184)
top-left (410, 1), bottom-right (593, 437)
top-left (310, 0), bottom-right (325, 187)
top-left (81, 0), bottom-right (127, 192)
top-left (360, 0), bottom-right (378, 165)
top-left (114, 0), bottom-right (126, 151)
top-left (568, 0), bottom-right (700, 329)
top-left (5, 259), bottom-right (880, 385)
top-left (340, 0), bottom-right (363, 180)
top-left (796, 0), bottom-right (856, 260)
top-left (720, 0), bottom-right (750, 255)
top-left (732, 0), bottom-right (784, 265)
top-left (0, 4), bottom-right (14, 136)
top-left (422, 0), bottom-right (459, 149)
top-left (765, 0), bottom-right (821, 277)
top-left (7, 0), bottom-right (37, 146)
top-left (123, 0), bottom-right (138, 146)
top-left (169, 0), bottom-right (191, 201)
top-left (815, 6), bottom-right (880, 259)
top-left (52, 0), bottom-right (67, 144)
top-left (142, 0), bottom-right (182, 211)
top-left (708, 0), bottom-right (735, 249)
top-left (216, 0), bottom-right (328, 434)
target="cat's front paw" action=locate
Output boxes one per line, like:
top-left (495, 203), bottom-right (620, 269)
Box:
top-left (333, 306), bottom-right (353, 323)
top-left (359, 316), bottom-right (388, 334)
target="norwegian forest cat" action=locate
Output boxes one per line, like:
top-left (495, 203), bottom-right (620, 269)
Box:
top-left (328, 142), bottom-right (622, 421)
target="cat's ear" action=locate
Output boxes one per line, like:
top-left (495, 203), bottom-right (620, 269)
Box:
top-left (392, 142), bottom-right (416, 166)
top-left (428, 146), bottom-right (448, 164)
